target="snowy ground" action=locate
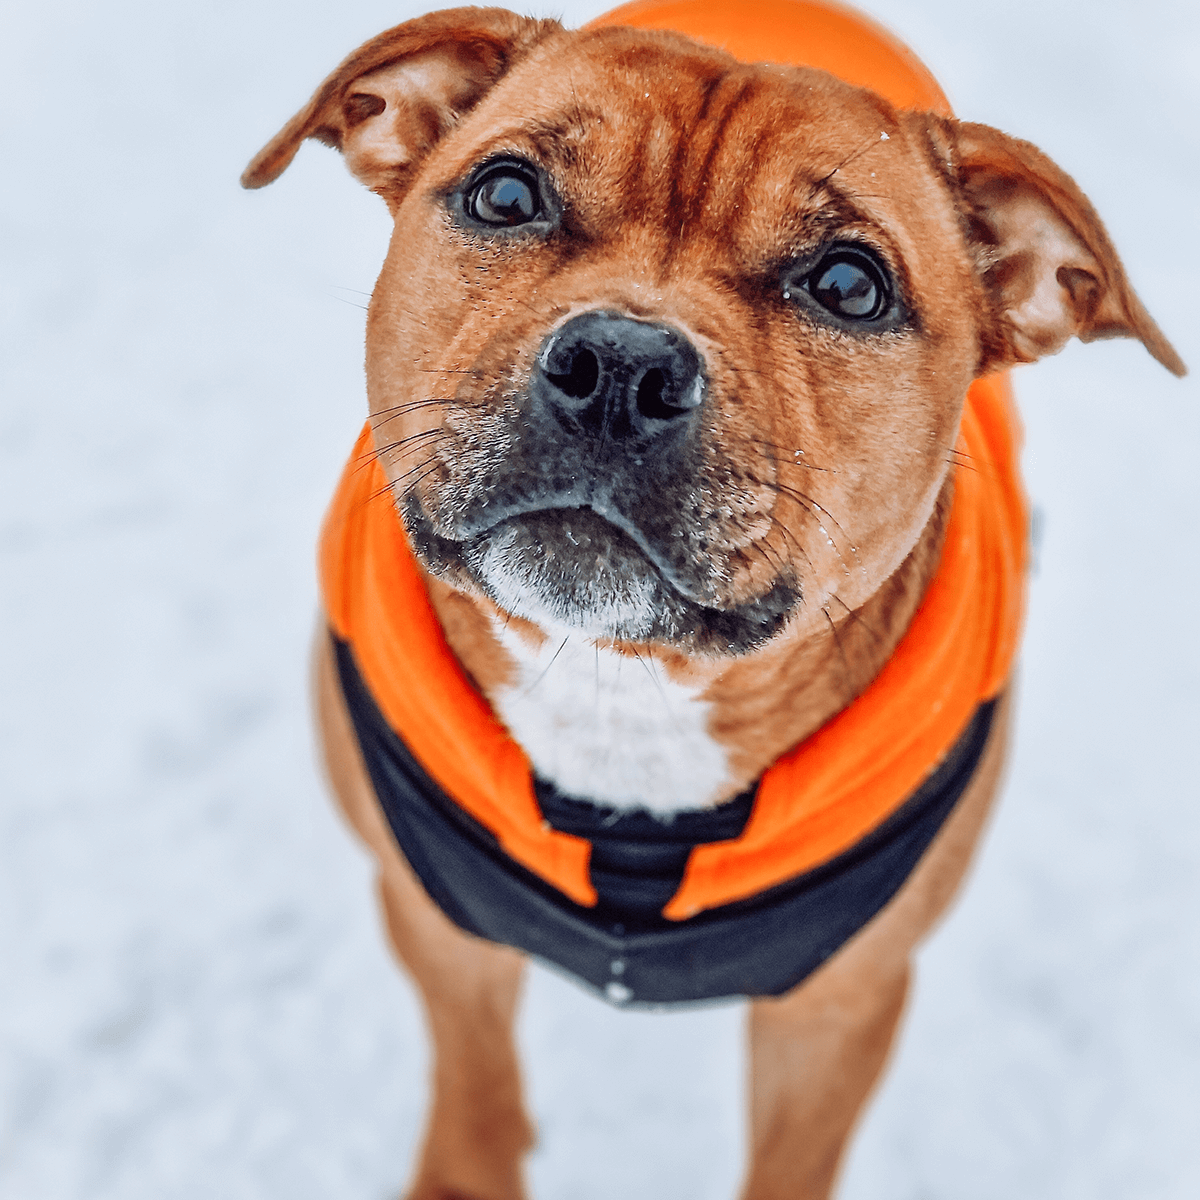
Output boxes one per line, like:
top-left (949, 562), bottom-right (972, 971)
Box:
top-left (2, 0), bottom-right (1197, 1197)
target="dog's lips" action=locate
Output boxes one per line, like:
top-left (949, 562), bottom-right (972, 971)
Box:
top-left (470, 502), bottom-right (690, 601)
top-left (403, 497), bottom-right (798, 653)
top-left (469, 506), bottom-right (671, 633)
top-left (425, 498), bottom-right (690, 604)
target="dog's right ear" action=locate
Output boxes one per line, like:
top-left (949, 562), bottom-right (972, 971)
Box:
top-left (241, 7), bottom-right (560, 207)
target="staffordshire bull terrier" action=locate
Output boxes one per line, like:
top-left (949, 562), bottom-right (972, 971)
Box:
top-left (243, 5), bottom-right (1184, 1197)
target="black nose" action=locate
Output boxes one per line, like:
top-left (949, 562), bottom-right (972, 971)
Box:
top-left (532, 311), bottom-right (705, 440)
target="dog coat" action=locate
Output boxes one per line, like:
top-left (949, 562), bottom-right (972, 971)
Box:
top-left (320, 1), bottom-right (1029, 1006)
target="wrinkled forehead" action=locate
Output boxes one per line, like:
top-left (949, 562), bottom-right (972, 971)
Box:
top-left (424, 27), bottom-right (941, 259)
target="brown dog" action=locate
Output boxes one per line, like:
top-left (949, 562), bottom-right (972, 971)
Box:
top-left (243, 7), bottom-right (1184, 1198)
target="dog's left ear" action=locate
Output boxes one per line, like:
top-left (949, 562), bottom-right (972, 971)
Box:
top-left (241, 7), bottom-right (560, 207)
top-left (912, 115), bottom-right (1185, 377)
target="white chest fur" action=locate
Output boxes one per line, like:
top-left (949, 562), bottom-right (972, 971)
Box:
top-left (488, 624), bottom-right (733, 813)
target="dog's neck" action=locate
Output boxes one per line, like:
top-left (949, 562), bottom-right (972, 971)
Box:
top-left (422, 478), bottom-right (953, 813)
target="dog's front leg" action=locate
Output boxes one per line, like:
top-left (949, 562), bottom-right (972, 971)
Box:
top-left (376, 869), bottom-right (534, 1200)
top-left (741, 686), bottom-right (1014, 1200)
top-left (314, 631), bottom-right (535, 1200)
top-left (742, 961), bottom-right (910, 1200)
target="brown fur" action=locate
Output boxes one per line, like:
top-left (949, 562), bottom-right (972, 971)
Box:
top-left (246, 8), bottom-right (1183, 1197)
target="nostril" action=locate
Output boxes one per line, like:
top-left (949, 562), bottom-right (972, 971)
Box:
top-left (635, 367), bottom-right (698, 421)
top-left (635, 368), bottom-right (671, 420)
top-left (547, 348), bottom-right (600, 400)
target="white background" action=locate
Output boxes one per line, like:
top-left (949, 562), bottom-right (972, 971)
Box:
top-left (2, 0), bottom-right (1197, 1197)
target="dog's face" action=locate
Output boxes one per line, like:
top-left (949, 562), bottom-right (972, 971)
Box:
top-left (246, 8), bottom-right (1182, 660)
top-left (370, 34), bottom-right (982, 654)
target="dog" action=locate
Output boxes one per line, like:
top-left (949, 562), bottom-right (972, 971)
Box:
top-left (242, 5), bottom-right (1185, 1197)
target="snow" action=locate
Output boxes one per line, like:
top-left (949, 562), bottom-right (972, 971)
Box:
top-left (1, 0), bottom-right (1197, 1197)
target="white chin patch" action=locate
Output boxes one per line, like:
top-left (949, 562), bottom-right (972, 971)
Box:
top-left (470, 523), bottom-right (660, 640)
top-left (488, 624), bottom-right (733, 813)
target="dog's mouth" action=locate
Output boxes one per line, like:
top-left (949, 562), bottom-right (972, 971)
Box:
top-left (403, 499), bottom-right (797, 654)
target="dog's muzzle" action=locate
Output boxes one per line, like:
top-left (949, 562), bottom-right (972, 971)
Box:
top-left (404, 308), bottom-right (797, 649)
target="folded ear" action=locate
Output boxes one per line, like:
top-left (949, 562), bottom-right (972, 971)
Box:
top-left (913, 115), bottom-right (1185, 377)
top-left (241, 7), bottom-right (560, 206)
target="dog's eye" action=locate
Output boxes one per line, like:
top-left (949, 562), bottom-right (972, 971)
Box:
top-left (468, 165), bottom-right (542, 227)
top-left (800, 246), bottom-right (891, 323)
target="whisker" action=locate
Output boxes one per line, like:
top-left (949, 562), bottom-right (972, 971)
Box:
top-left (821, 604), bottom-right (855, 702)
top-left (731, 435), bottom-right (833, 472)
top-left (523, 636), bottom-right (570, 697)
top-left (396, 461), bottom-right (444, 496)
top-left (372, 398), bottom-right (456, 416)
top-left (370, 397), bottom-right (462, 429)
top-left (359, 452), bottom-right (443, 504)
top-left (510, 292), bottom-right (556, 321)
top-left (765, 511), bottom-right (815, 576)
top-left (627, 644), bottom-right (660, 691)
top-left (943, 445), bottom-right (994, 478)
top-left (809, 129), bottom-right (891, 195)
top-left (371, 428), bottom-right (448, 458)
top-left (749, 446), bottom-right (832, 473)
top-left (353, 428), bottom-right (449, 475)
top-left (762, 479), bottom-right (860, 573)
top-left (328, 285), bottom-right (371, 311)
top-left (729, 544), bottom-right (773, 597)
top-left (627, 645), bottom-right (681, 732)
top-left (364, 479), bottom-right (397, 507)
top-left (750, 479), bottom-right (855, 579)
top-left (746, 531), bottom-right (789, 579)
top-left (829, 591), bottom-right (883, 645)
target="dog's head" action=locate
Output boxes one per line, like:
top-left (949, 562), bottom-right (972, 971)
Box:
top-left (246, 7), bottom-right (1183, 658)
